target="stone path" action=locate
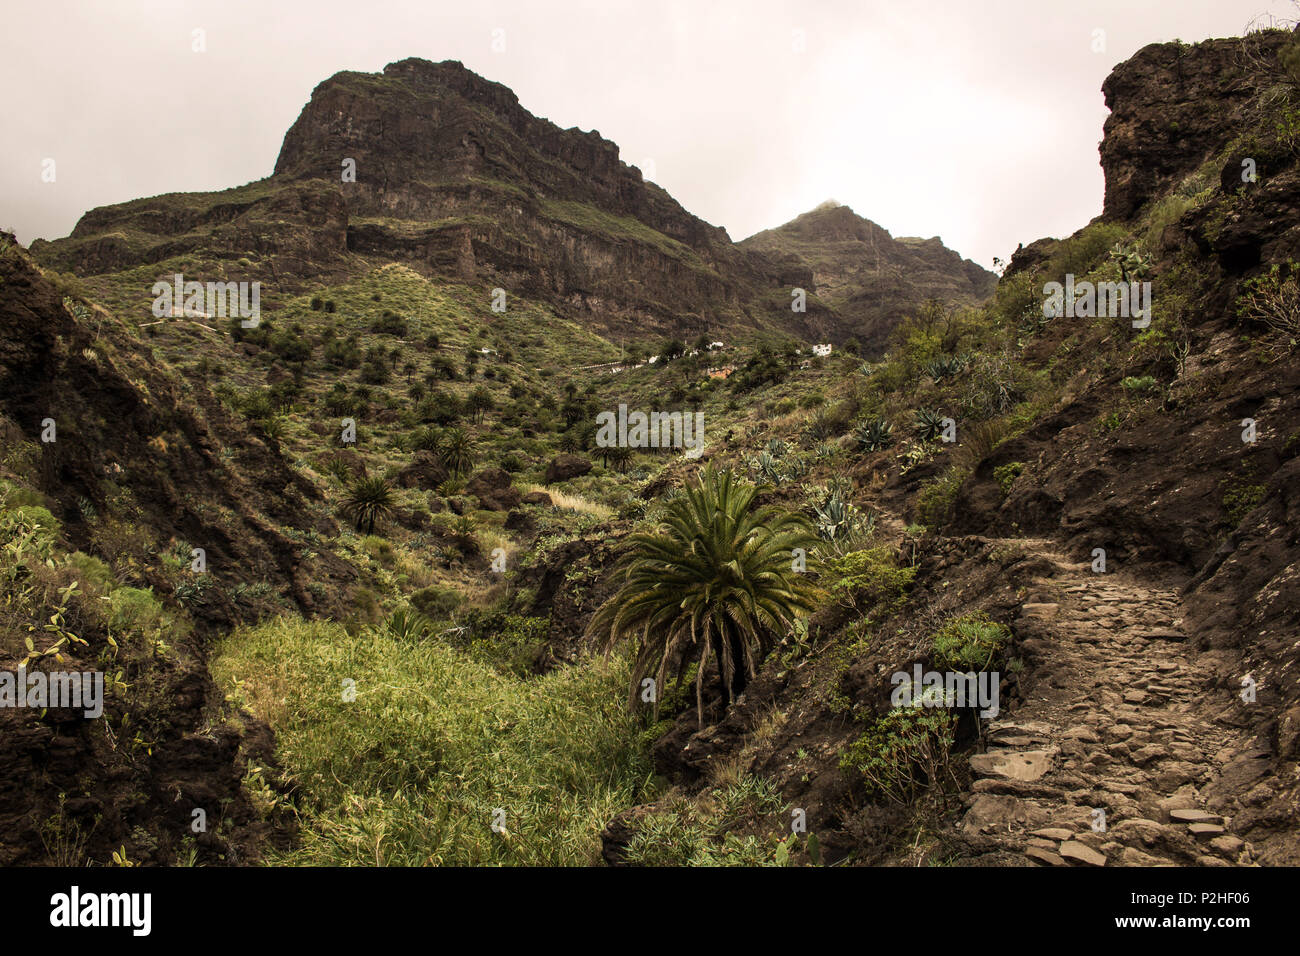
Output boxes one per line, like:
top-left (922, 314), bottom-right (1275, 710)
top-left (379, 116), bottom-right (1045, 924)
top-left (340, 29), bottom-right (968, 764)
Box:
top-left (957, 540), bottom-right (1253, 866)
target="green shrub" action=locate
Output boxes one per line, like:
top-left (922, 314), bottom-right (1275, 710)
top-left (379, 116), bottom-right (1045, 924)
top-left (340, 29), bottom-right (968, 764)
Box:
top-left (1050, 221), bottom-right (1128, 278)
top-left (68, 552), bottom-right (116, 592)
top-left (411, 585), bottom-right (463, 618)
top-left (827, 547), bottom-right (915, 615)
top-left (108, 587), bottom-right (166, 634)
top-left (1221, 478), bottom-right (1266, 524)
top-left (1121, 375), bottom-right (1159, 397)
top-left (915, 466), bottom-right (970, 527)
top-left (931, 612), bottom-right (1009, 672)
top-left (993, 461), bottom-right (1023, 495)
top-left (839, 706), bottom-right (956, 804)
top-left (621, 777), bottom-right (786, 866)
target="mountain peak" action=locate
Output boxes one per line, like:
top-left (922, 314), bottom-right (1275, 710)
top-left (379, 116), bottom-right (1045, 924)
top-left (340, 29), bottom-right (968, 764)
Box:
top-left (740, 203), bottom-right (995, 352)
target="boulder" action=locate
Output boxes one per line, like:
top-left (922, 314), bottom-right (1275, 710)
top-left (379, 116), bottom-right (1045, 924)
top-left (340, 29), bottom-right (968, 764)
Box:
top-left (504, 509), bottom-right (536, 534)
top-left (544, 454), bottom-right (592, 484)
top-left (397, 451), bottom-right (448, 490)
top-left (466, 467), bottom-right (521, 511)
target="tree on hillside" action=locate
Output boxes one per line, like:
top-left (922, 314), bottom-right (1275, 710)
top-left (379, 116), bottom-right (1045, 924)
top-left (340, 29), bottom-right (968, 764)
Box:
top-left (438, 426), bottom-right (476, 476)
top-left (466, 386), bottom-right (495, 423)
top-left (587, 467), bottom-right (819, 725)
top-left (606, 445), bottom-right (633, 473)
top-left (659, 338), bottom-right (686, 362)
top-left (341, 476), bottom-right (395, 535)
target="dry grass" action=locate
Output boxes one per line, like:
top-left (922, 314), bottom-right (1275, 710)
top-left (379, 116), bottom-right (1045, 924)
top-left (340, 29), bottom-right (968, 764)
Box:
top-left (523, 483), bottom-right (615, 519)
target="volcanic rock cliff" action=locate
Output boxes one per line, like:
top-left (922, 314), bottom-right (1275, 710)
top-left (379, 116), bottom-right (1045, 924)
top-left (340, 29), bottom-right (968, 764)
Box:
top-left (741, 201), bottom-right (997, 355)
top-left (33, 59), bottom-right (839, 342)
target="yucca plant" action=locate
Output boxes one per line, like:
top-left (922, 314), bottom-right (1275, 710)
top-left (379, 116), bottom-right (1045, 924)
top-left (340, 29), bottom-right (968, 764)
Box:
top-left (854, 418), bottom-right (893, 452)
top-left (340, 476), bottom-right (395, 535)
top-left (586, 467), bottom-right (819, 725)
top-left (914, 408), bottom-right (946, 442)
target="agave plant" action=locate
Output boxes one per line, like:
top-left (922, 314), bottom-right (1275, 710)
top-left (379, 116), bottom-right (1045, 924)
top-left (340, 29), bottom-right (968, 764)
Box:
top-left (765, 437), bottom-right (788, 458)
top-left (386, 607), bottom-right (433, 641)
top-left (854, 418), bottom-right (894, 452)
top-left (914, 408), bottom-right (946, 442)
top-left (340, 476), bottom-right (395, 535)
top-left (813, 489), bottom-right (853, 541)
top-left (925, 354), bottom-right (967, 382)
top-left (586, 467), bottom-right (819, 724)
top-left (804, 409), bottom-right (834, 442)
top-left (754, 451), bottom-right (782, 484)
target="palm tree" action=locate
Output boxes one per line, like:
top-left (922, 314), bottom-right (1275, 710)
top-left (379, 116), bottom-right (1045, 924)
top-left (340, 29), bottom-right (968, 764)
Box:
top-left (587, 467), bottom-right (819, 725)
top-left (438, 426), bottom-right (475, 477)
top-left (607, 445), bottom-right (633, 473)
top-left (466, 386), bottom-right (494, 423)
top-left (340, 476), bottom-right (395, 535)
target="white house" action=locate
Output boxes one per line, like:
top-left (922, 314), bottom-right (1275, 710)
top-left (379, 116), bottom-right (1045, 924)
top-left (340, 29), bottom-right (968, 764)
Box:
top-left (811, 343), bottom-right (833, 357)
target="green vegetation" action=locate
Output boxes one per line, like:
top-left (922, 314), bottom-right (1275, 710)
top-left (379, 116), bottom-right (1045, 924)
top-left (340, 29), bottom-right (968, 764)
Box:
top-left (1221, 476), bottom-right (1267, 525)
top-left (340, 476), bottom-right (396, 534)
top-left (214, 618), bottom-right (653, 865)
top-left (620, 776), bottom-right (789, 866)
top-left (587, 468), bottom-right (819, 721)
top-left (993, 461), bottom-right (1024, 495)
top-left (931, 612), bottom-right (1009, 672)
top-left (840, 706), bottom-right (957, 805)
top-left (916, 465), bottom-right (970, 527)
top-left (827, 547), bottom-right (915, 616)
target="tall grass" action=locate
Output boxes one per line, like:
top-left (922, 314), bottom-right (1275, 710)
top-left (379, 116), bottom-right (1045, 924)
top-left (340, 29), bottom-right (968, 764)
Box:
top-left (213, 618), bottom-right (653, 865)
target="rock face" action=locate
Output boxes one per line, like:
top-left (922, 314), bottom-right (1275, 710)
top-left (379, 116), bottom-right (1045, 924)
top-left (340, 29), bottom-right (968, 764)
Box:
top-left (31, 58), bottom-right (844, 343)
top-left (1099, 31), bottom-right (1294, 220)
top-left (739, 202), bottom-right (996, 355)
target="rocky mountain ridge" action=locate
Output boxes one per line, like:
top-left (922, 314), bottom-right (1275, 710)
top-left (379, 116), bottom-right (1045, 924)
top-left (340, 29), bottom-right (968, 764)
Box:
top-left (31, 59), bottom-right (989, 345)
top-left (741, 202), bottom-right (996, 354)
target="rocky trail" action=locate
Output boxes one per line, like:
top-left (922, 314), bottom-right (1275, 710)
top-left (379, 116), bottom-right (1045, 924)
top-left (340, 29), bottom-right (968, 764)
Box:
top-left (957, 538), bottom-right (1257, 867)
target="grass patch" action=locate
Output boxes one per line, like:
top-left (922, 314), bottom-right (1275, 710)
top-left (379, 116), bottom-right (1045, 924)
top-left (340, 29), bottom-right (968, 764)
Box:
top-left (213, 617), bottom-right (653, 865)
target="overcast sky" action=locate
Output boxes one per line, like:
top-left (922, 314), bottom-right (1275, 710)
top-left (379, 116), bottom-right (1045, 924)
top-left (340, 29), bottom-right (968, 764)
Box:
top-left (2, 0), bottom-right (1295, 269)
